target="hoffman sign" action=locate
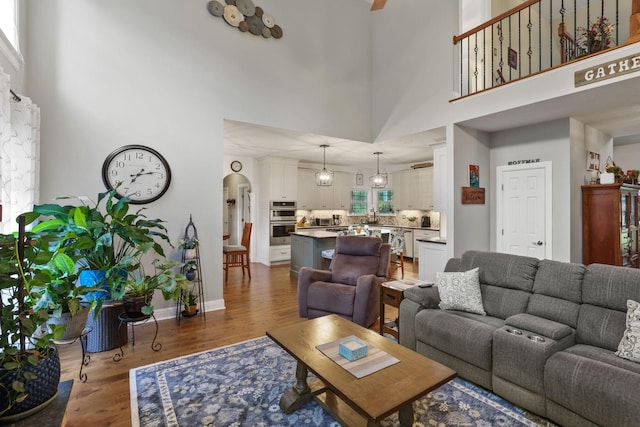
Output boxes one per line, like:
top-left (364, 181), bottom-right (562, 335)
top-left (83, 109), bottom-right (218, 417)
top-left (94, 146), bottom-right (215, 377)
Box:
top-left (575, 53), bottom-right (640, 87)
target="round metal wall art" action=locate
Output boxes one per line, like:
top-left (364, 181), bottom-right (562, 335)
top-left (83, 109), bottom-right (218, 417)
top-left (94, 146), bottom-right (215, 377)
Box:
top-left (206, 0), bottom-right (283, 39)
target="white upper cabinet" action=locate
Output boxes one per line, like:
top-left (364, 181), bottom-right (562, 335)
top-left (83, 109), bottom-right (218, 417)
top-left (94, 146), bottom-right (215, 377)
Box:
top-left (392, 168), bottom-right (433, 210)
top-left (260, 157), bottom-right (299, 201)
top-left (332, 172), bottom-right (351, 210)
top-left (297, 169), bottom-right (315, 209)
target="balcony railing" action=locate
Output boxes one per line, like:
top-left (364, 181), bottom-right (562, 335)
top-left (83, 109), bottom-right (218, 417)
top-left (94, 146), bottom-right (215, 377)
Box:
top-left (453, 0), bottom-right (632, 98)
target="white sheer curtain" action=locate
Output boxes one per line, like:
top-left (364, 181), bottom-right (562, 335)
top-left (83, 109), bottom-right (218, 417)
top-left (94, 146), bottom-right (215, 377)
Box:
top-left (0, 65), bottom-right (40, 233)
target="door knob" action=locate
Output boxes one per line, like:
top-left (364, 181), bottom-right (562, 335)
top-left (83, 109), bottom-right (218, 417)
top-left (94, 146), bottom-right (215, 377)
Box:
top-left (534, 241), bottom-right (543, 246)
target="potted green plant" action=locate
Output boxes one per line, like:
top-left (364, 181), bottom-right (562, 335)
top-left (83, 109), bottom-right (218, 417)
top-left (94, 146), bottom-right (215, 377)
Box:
top-left (27, 188), bottom-right (172, 310)
top-left (183, 291), bottom-right (198, 316)
top-left (179, 237), bottom-right (199, 259)
top-left (0, 218), bottom-right (64, 419)
top-left (184, 261), bottom-right (198, 281)
top-left (113, 245), bottom-right (188, 317)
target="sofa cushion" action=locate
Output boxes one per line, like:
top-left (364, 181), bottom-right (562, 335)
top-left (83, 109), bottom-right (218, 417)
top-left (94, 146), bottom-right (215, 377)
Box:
top-left (307, 282), bottom-right (355, 316)
top-left (480, 285), bottom-right (531, 320)
top-left (577, 304), bottom-right (627, 351)
top-left (414, 309), bottom-right (503, 371)
top-left (436, 267), bottom-right (485, 315)
top-left (527, 259), bottom-right (584, 328)
top-left (458, 250), bottom-right (538, 292)
top-left (545, 345), bottom-right (640, 426)
top-left (615, 299), bottom-right (640, 363)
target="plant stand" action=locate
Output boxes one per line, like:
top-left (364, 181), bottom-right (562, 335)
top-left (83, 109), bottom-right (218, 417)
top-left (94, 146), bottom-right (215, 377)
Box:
top-left (54, 327), bottom-right (92, 383)
top-left (176, 215), bottom-right (206, 324)
top-left (112, 313), bottom-right (161, 362)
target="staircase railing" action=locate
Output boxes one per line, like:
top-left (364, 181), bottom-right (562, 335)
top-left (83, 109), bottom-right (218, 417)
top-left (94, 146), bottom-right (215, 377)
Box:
top-left (453, 0), bottom-right (627, 98)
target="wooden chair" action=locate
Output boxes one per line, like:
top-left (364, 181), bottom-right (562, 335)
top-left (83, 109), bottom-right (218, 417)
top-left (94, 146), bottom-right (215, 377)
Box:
top-left (223, 222), bottom-right (252, 283)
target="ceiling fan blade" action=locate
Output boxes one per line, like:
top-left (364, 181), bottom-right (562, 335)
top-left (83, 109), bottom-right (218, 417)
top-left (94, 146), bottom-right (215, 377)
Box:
top-left (370, 0), bottom-right (387, 11)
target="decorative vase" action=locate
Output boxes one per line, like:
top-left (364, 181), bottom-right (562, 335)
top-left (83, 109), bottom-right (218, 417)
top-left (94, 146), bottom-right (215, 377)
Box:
top-left (186, 270), bottom-right (197, 281)
top-left (0, 350), bottom-right (61, 420)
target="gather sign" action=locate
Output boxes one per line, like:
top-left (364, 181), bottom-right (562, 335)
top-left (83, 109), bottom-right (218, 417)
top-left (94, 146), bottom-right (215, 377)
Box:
top-left (575, 53), bottom-right (640, 87)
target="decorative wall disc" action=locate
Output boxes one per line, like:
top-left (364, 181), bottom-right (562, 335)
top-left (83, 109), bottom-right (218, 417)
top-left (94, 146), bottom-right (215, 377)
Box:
top-left (207, 1), bottom-right (282, 40)
top-left (270, 24), bottom-right (283, 39)
top-left (223, 5), bottom-right (243, 26)
top-left (246, 15), bottom-right (264, 35)
top-left (236, 0), bottom-right (256, 17)
top-left (261, 13), bottom-right (274, 28)
top-left (207, 0), bottom-right (224, 17)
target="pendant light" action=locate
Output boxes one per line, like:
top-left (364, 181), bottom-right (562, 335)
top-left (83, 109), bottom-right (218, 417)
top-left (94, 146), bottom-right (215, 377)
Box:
top-left (315, 144), bottom-right (334, 186)
top-left (370, 152), bottom-right (387, 188)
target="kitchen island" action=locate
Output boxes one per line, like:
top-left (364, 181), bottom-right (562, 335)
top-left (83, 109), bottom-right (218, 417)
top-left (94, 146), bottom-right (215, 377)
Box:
top-left (290, 230), bottom-right (337, 276)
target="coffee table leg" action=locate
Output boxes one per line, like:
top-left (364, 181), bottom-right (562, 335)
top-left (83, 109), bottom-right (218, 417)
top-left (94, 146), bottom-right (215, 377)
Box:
top-left (279, 361), bottom-right (313, 414)
top-left (398, 402), bottom-right (414, 426)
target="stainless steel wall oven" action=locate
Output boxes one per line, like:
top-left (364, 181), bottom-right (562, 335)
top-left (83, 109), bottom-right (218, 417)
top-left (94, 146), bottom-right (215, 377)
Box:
top-left (270, 201), bottom-right (296, 245)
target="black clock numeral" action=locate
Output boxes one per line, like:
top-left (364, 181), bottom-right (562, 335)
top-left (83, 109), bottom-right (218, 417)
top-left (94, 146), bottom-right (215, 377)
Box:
top-left (110, 170), bottom-right (118, 177)
top-left (115, 160), bottom-right (125, 168)
top-left (136, 152), bottom-right (144, 160)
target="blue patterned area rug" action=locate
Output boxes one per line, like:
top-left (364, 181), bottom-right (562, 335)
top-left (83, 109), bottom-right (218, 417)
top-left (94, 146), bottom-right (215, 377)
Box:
top-left (130, 336), bottom-right (556, 427)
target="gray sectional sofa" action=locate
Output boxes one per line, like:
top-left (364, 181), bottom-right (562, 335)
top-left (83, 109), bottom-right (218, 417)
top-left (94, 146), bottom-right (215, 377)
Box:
top-left (399, 250), bottom-right (640, 427)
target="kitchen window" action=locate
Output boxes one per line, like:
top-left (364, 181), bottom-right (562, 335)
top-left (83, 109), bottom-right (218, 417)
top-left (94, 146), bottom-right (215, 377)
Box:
top-left (376, 190), bottom-right (394, 214)
top-left (351, 190), bottom-right (368, 215)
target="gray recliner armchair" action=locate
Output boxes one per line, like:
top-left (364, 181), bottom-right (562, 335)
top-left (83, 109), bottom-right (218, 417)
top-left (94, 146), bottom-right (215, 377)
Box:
top-left (297, 235), bottom-right (391, 327)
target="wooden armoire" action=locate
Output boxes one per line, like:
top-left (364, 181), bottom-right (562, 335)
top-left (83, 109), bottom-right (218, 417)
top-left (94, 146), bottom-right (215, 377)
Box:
top-left (582, 183), bottom-right (640, 268)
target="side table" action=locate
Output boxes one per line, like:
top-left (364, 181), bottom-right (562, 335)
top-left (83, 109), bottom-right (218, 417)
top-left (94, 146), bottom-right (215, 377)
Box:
top-left (379, 282), bottom-right (404, 339)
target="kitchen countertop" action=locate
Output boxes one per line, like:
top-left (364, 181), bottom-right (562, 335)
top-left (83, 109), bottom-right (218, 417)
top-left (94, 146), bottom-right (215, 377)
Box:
top-left (296, 225), bottom-right (440, 231)
top-left (416, 237), bottom-right (447, 244)
top-left (291, 230), bottom-right (338, 238)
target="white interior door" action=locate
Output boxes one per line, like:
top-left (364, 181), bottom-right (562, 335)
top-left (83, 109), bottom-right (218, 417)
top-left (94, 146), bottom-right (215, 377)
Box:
top-left (496, 162), bottom-right (552, 259)
top-left (223, 187), bottom-right (229, 236)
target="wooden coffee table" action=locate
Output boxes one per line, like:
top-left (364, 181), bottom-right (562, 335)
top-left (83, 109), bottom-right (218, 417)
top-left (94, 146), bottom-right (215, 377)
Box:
top-left (266, 314), bottom-right (456, 426)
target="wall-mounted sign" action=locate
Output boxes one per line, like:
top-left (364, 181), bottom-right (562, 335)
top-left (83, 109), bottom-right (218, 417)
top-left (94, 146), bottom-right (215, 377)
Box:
top-left (507, 158), bottom-right (540, 166)
top-left (575, 53), bottom-right (640, 87)
top-left (462, 187), bottom-right (485, 204)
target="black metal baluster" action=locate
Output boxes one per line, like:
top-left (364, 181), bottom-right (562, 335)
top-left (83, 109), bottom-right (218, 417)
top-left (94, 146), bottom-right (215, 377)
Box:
top-left (518, 10), bottom-right (522, 78)
top-left (499, 22), bottom-right (504, 81)
top-left (508, 15), bottom-right (512, 80)
top-left (549, 0), bottom-right (554, 66)
top-left (491, 23), bottom-right (495, 87)
top-left (483, 27), bottom-right (487, 91)
top-left (527, 6), bottom-right (533, 74)
top-left (474, 33), bottom-right (479, 92)
top-left (539, 0), bottom-right (542, 69)
top-left (459, 41), bottom-right (463, 96)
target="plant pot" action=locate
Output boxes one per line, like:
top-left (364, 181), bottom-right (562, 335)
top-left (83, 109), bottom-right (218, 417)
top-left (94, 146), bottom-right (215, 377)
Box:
top-left (79, 268), bottom-right (128, 302)
top-left (185, 248), bottom-right (197, 259)
top-left (186, 270), bottom-right (197, 281)
top-left (184, 304), bottom-right (198, 316)
top-left (123, 293), bottom-right (153, 317)
top-left (0, 350), bottom-right (61, 420)
top-left (49, 306), bottom-right (90, 341)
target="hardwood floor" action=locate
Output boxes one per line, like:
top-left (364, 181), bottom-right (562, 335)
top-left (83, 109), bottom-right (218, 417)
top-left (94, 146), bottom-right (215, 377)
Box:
top-left (58, 260), bottom-right (418, 426)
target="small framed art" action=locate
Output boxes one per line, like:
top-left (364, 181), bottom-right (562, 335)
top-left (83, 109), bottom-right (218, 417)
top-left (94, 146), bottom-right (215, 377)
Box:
top-left (587, 150), bottom-right (600, 171)
top-left (469, 164), bottom-right (480, 188)
top-left (508, 47), bottom-right (517, 70)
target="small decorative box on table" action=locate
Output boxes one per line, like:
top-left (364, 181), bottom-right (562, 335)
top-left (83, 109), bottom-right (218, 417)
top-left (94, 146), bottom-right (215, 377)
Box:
top-left (339, 338), bottom-right (368, 361)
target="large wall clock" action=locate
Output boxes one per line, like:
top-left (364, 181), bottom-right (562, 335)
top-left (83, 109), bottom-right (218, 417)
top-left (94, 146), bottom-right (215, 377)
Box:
top-left (102, 145), bottom-right (172, 204)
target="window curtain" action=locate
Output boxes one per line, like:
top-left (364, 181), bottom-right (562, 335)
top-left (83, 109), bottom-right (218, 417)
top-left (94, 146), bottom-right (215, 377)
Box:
top-left (0, 65), bottom-right (40, 233)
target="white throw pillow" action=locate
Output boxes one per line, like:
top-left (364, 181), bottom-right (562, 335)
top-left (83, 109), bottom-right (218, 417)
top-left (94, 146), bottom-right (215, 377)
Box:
top-left (436, 267), bottom-right (486, 315)
top-left (615, 299), bottom-right (640, 363)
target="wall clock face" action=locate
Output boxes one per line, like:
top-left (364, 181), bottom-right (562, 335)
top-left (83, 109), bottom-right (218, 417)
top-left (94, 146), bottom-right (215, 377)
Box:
top-left (231, 160), bottom-right (243, 172)
top-left (102, 145), bottom-right (172, 204)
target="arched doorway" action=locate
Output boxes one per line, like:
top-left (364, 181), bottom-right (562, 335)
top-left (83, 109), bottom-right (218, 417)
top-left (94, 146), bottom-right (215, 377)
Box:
top-left (223, 173), bottom-right (252, 246)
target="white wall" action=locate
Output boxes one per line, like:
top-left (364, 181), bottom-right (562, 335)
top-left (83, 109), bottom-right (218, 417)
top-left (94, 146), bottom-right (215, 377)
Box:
top-left (614, 142), bottom-right (640, 172)
top-left (24, 0), bottom-right (373, 312)
top-left (452, 125), bottom-right (491, 257)
top-left (490, 119), bottom-right (572, 261)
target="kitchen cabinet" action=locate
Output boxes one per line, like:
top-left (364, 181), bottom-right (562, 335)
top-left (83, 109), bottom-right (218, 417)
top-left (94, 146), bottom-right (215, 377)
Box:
top-left (403, 229), bottom-right (414, 258)
top-left (418, 240), bottom-right (447, 282)
top-left (297, 169), bottom-right (351, 210)
top-left (392, 167), bottom-right (433, 210)
top-left (432, 142), bottom-right (446, 212)
top-left (413, 229), bottom-right (440, 261)
top-left (290, 232), bottom-right (336, 275)
top-left (332, 172), bottom-right (351, 210)
top-left (297, 169), bottom-right (315, 210)
top-left (260, 157), bottom-right (298, 201)
top-left (582, 183), bottom-right (640, 268)
top-left (270, 245), bottom-right (291, 263)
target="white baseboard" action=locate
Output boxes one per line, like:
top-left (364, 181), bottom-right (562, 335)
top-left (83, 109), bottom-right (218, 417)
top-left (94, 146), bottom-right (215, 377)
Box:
top-left (153, 298), bottom-right (225, 322)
